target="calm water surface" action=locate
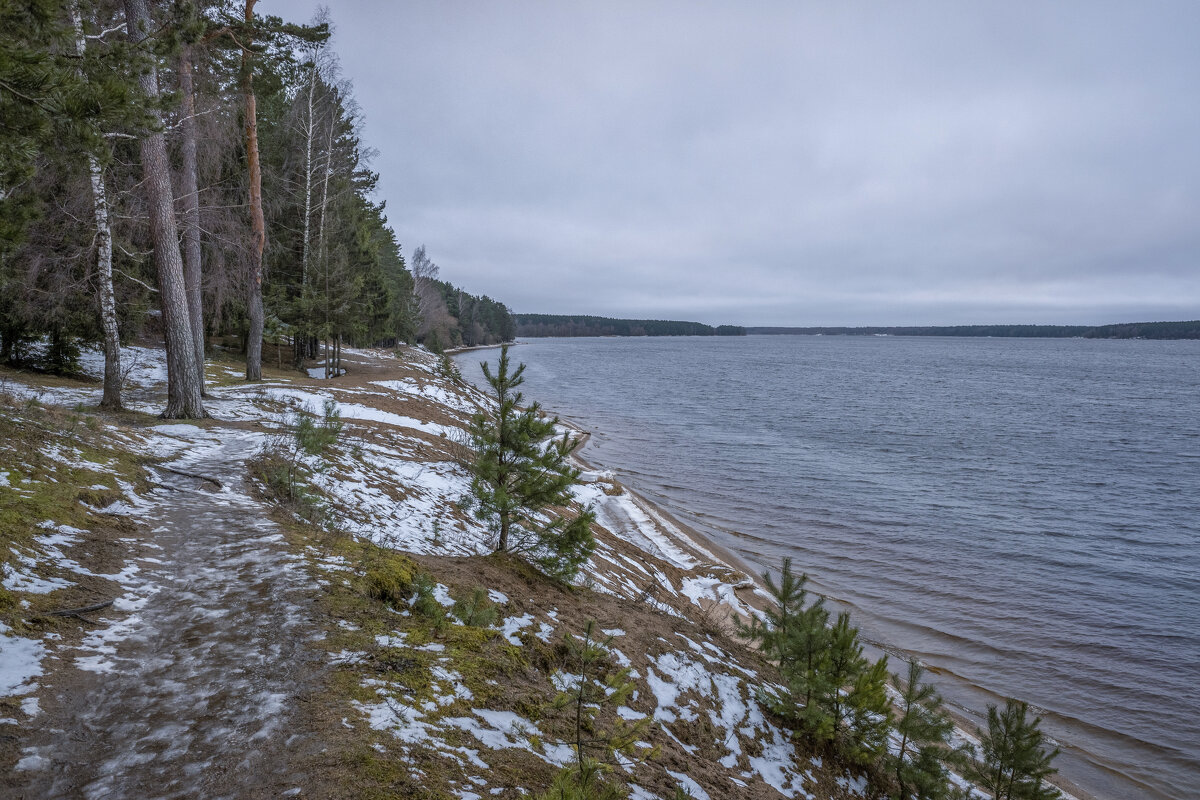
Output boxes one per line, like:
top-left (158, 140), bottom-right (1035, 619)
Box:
top-left (457, 335), bottom-right (1200, 800)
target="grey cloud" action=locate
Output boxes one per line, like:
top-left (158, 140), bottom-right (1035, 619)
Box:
top-left (302, 0), bottom-right (1200, 325)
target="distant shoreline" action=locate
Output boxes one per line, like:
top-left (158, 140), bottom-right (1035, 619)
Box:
top-left (513, 317), bottom-right (1200, 340)
top-left (745, 320), bottom-right (1200, 339)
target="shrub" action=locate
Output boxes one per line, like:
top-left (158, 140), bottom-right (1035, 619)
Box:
top-left (411, 572), bottom-right (448, 629)
top-left (450, 585), bottom-right (498, 628)
top-left (540, 620), bottom-right (649, 799)
top-left (250, 399), bottom-right (341, 522)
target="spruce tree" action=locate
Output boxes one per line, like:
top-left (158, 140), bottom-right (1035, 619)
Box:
top-left (968, 699), bottom-right (1062, 800)
top-left (890, 660), bottom-right (954, 800)
top-left (468, 344), bottom-right (596, 580)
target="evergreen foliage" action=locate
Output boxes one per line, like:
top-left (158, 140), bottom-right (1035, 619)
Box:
top-left (537, 620), bottom-right (648, 800)
top-left (890, 660), bottom-right (955, 799)
top-left (0, 3), bottom-right (507, 389)
top-left (516, 314), bottom-right (743, 338)
top-left (251, 397), bottom-right (341, 520)
top-left (740, 559), bottom-right (1063, 798)
top-left (467, 344), bottom-right (596, 580)
top-left (739, 559), bottom-right (980, 784)
top-left (737, 556), bottom-right (832, 727)
top-left (410, 571), bottom-right (449, 630)
top-left (845, 655), bottom-right (893, 764)
top-left (967, 699), bottom-right (1062, 800)
top-left (0, 0), bottom-right (98, 252)
top-left (449, 585), bottom-right (498, 628)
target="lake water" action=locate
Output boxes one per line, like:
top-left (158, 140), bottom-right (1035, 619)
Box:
top-left (457, 335), bottom-right (1200, 800)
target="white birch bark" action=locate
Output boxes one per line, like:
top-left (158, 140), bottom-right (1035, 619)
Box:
top-left (302, 59), bottom-right (316, 289)
top-left (71, 1), bottom-right (123, 410)
top-left (316, 104), bottom-right (335, 379)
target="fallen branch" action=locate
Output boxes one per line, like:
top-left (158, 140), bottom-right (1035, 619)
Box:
top-left (47, 599), bottom-right (114, 623)
top-left (156, 466), bottom-right (223, 489)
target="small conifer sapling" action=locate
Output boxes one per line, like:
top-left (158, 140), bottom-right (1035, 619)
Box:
top-left (468, 344), bottom-right (596, 580)
top-left (968, 699), bottom-right (1062, 800)
top-left (890, 659), bottom-right (955, 799)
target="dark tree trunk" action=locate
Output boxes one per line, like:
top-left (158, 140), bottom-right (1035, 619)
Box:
top-left (178, 45), bottom-right (206, 394)
top-left (242, 0), bottom-right (264, 381)
top-left (124, 0), bottom-right (205, 419)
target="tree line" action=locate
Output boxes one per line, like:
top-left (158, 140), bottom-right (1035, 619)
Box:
top-left (410, 245), bottom-right (514, 352)
top-left (748, 321), bottom-right (1200, 339)
top-left (516, 314), bottom-right (746, 338)
top-left (0, 0), bottom-right (513, 416)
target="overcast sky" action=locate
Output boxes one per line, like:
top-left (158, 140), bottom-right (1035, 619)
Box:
top-left (298, 1), bottom-right (1199, 326)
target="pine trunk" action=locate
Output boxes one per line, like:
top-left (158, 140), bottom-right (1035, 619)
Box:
top-left (242, 0), bottom-right (264, 381)
top-left (124, 0), bottom-right (205, 419)
top-left (71, 2), bottom-right (122, 411)
top-left (178, 46), bottom-right (206, 394)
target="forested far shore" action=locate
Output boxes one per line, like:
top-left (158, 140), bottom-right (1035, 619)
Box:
top-left (0, 2), bottom-right (512, 413)
top-left (516, 314), bottom-right (746, 337)
top-left (747, 320), bottom-right (1200, 339)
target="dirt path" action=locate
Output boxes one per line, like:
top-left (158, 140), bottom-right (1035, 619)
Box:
top-left (11, 430), bottom-right (325, 800)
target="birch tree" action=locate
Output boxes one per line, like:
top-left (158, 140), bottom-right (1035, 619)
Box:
top-left (70, 0), bottom-right (122, 410)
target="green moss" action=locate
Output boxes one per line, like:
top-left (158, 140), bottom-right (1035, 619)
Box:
top-left (0, 585), bottom-right (16, 612)
top-left (348, 746), bottom-right (445, 800)
top-left (0, 399), bottom-right (151, 629)
top-left (360, 547), bottom-right (419, 607)
top-left (271, 507), bottom-right (577, 799)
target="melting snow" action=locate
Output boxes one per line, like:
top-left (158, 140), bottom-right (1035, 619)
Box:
top-left (499, 613), bottom-right (534, 645)
top-left (0, 632), bottom-right (44, 696)
top-left (667, 770), bottom-right (712, 800)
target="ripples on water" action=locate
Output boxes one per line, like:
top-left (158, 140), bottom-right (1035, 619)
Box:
top-left (457, 335), bottom-right (1200, 800)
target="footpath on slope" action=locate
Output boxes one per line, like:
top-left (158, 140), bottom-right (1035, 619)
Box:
top-left (6, 427), bottom-right (326, 799)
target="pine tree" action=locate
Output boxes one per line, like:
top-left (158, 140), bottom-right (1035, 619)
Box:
top-left (890, 660), bottom-right (954, 800)
top-left (0, 0), bottom-right (85, 252)
top-left (818, 611), bottom-right (868, 739)
top-left (124, 0), bottom-right (206, 419)
top-left (790, 584), bottom-right (832, 729)
top-left (968, 699), bottom-right (1062, 800)
top-left (737, 556), bottom-right (811, 672)
top-left (468, 344), bottom-right (596, 579)
top-left (737, 557), bottom-right (831, 729)
top-left (845, 655), bottom-right (892, 764)
top-left (537, 620), bottom-right (647, 800)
